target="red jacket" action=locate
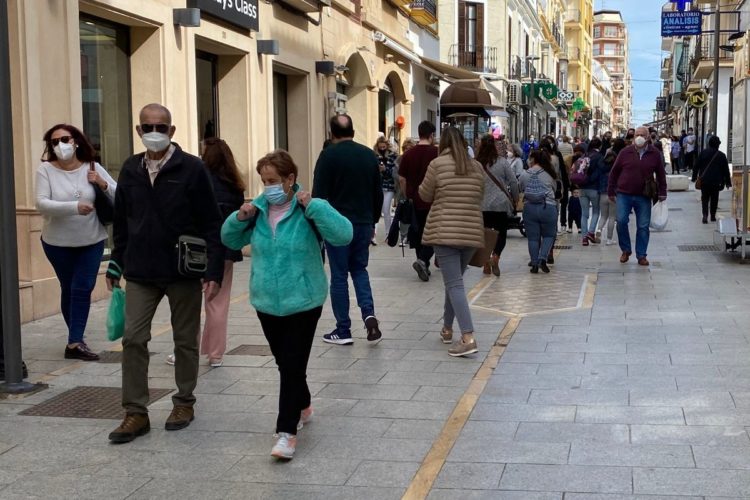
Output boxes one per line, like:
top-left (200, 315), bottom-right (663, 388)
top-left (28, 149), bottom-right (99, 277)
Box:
top-left (608, 144), bottom-right (667, 199)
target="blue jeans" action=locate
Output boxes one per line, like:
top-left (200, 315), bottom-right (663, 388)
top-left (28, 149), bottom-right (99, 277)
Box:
top-left (523, 202), bottom-right (558, 265)
top-left (579, 188), bottom-right (600, 235)
top-left (325, 223), bottom-right (375, 334)
top-left (616, 193), bottom-right (652, 258)
top-left (41, 240), bottom-right (105, 344)
top-left (433, 246), bottom-right (475, 334)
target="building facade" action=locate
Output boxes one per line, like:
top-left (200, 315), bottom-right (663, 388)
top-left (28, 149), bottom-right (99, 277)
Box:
top-left (564, 0), bottom-right (593, 137)
top-left (593, 9), bottom-right (632, 134)
top-left (9, 0), bottom-right (437, 322)
top-left (591, 59), bottom-right (613, 137)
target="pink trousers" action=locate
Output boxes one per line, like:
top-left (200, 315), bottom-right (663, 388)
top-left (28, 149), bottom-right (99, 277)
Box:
top-left (200, 260), bottom-right (234, 360)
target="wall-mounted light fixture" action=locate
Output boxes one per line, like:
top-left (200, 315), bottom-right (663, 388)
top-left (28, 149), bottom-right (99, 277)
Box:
top-left (173, 8), bottom-right (200, 27)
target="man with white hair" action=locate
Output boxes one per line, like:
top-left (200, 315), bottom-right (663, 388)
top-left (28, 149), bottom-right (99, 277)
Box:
top-left (608, 126), bottom-right (667, 266)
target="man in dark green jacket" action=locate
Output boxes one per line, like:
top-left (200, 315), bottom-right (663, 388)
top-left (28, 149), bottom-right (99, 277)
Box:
top-left (313, 115), bottom-right (383, 346)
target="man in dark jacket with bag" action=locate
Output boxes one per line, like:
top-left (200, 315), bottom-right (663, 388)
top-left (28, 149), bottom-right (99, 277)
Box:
top-left (608, 126), bottom-right (667, 266)
top-left (106, 103), bottom-right (224, 443)
top-left (696, 135), bottom-right (732, 224)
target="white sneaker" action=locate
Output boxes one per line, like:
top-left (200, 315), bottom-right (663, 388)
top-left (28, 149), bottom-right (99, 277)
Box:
top-left (165, 353), bottom-right (175, 366)
top-left (606, 239), bottom-right (615, 246)
top-left (209, 358), bottom-right (223, 368)
top-left (271, 432), bottom-right (297, 460)
top-left (298, 406), bottom-right (313, 430)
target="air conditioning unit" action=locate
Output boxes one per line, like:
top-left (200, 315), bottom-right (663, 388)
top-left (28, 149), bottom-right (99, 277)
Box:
top-left (507, 81), bottom-right (522, 105)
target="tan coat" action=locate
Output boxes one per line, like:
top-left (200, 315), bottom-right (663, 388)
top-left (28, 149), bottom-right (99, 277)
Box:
top-left (418, 151), bottom-right (485, 248)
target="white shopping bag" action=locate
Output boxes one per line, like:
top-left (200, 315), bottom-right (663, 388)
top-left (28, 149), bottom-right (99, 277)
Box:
top-left (650, 200), bottom-right (668, 231)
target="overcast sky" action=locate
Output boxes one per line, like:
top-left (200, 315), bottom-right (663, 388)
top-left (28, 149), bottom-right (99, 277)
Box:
top-left (594, 0), bottom-right (665, 126)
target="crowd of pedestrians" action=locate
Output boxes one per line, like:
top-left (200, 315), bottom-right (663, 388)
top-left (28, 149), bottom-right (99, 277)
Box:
top-left (37, 101), bottom-right (728, 460)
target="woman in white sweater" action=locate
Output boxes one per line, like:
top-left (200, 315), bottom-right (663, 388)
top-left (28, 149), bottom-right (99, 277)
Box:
top-left (36, 124), bottom-right (117, 361)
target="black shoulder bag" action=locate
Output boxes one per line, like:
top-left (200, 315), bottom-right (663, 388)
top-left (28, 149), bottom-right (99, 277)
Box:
top-left (90, 163), bottom-right (115, 226)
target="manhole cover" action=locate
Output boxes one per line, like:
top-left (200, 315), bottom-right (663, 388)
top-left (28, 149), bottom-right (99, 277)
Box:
top-left (553, 245), bottom-right (572, 250)
top-left (471, 271), bottom-right (593, 316)
top-left (19, 386), bottom-right (172, 419)
top-left (97, 351), bottom-right (158, 363)
top-left (226, 345), bottom-right (273, 356)
top-left (677, 245), bottom-right (720, 252)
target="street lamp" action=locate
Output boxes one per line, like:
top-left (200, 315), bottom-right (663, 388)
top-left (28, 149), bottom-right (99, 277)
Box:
top-left (526, 55), bottom-right (541, 140)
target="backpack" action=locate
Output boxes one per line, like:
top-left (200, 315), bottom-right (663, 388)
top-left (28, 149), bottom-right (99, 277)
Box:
top-left (524, 170), bottom-right (549, 205)
top-left (569, 156), bottom-right (591, 185)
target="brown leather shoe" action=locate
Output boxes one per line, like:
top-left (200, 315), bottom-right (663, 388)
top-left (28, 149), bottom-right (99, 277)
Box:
top-left (638, 257), bottom-right (650, 266)
top-left (109, 413), bottom-right (150, 444)
top-left (165, 405), bottom-right (194, 431)
top-left (619, 251), bottom-right (632, 263)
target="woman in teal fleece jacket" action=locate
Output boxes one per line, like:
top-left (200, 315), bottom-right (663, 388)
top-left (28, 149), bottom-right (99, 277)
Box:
top-left (221, 150), bottom-right (352, 460)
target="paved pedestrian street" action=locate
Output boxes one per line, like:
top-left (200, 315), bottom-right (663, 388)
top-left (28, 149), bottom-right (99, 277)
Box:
top-left (3, 188), bottom-right (750, 499)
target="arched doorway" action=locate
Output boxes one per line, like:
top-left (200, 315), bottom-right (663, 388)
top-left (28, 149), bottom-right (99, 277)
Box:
top-left (378, 72), bottom-right (407, 145)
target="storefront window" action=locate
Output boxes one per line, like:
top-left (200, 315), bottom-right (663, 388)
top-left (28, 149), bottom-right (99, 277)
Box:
top-left (273, 73), bottom-right (289, 151)
top-left (196, 51), bottom-right (219, 145)
top-left (79, 16), bottom-right (131, 181)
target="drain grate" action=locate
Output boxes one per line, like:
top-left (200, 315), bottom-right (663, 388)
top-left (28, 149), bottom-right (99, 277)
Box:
top-left (19, 386), bottom-right (172, 419)
top-left (677, 244), bottom-right (721, 252)
top-left (553, 245), bottom-right (572, 250)
top-left (97, 351), bottom-right (157, 363)
top-left (226, 344), bottom-right (273, 356)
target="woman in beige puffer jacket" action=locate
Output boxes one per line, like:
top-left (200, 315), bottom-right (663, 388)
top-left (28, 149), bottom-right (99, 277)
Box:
top-left (419, 127), bottom-right (484, 358)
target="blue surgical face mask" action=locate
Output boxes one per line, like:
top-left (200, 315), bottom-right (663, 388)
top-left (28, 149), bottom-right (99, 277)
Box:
top-left (264, 183), bottom-right (289, 205)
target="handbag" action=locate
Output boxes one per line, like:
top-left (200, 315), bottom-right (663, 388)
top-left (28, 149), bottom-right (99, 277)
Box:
top-left (483, 164), bottom-right (517, 215)
top-left (90, 163), bottom-right (115, 226)
top-left (177, 235), bottom-right (208, 278)
top-left (635, 150), bottom-right (659, 203)
top-left (468, 228), bottom-right (499, 268)
top-left (695, 152), bottom-right (719, 190)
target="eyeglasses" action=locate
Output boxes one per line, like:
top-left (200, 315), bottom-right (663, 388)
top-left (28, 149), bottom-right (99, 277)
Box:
top-left (140, 124), bottom-right (170, 134)
top-left (50, 136), bottom-right (73, 147)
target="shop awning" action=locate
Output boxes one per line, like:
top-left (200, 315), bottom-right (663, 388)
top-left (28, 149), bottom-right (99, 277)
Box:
top-left (419, 57), bottom-right (478, 82)
top-left (440, 79), bottom-right (502, 109)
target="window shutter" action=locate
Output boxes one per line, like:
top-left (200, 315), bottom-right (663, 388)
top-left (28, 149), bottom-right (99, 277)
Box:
top-left (476, 3), bottom-right (484, 70)
top-left (458, 1), bottom-right (466, 49)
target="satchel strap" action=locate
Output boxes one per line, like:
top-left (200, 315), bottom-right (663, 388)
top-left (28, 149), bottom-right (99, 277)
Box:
top-left (698, 152), bottom-right (720, 180)
top-left (483, 164), bottom-right (516, 207)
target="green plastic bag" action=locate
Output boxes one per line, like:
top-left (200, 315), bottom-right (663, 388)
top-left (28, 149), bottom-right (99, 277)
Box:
top-left (106, 286), bottom-right (126, 341)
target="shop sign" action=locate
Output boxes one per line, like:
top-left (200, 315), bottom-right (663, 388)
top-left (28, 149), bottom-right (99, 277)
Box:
top-left (656, 97), bottom-right (667, 112)
top-left (188, 0), bottom-right (259, 31)
top-left (661, 11), bottom-right (702, 37)
top-left (557, 90), bottom-right (575, 101)
top-left (688, 89), bottom-right (708, 108)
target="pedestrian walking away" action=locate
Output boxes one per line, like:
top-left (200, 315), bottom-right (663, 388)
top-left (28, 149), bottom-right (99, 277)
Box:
top-left (198, 138), bottom-right (246, 368)
top-left (684, 127), bottom-right (697, 181)
top-left (520, 149), bottom-right (559, 274)
top-left (222, 149), bottom-right (352, 460)
top-left (670, 135), bottom-right (681, 175)
top-left (476, 134), bottom-right (519, 277)
top-left (312, 114), bottom-right (384, 345)
top-left (398, 120), bottom-right (439, 281)
top-left (36, 123), bottom-right (118, 362)
top-left (696, 135), bottom-right (732, 224)
top-left (598, 138), bottom-right (625, 245)
top-left (608, 126), bottom-right (668, 266)
top-left (374, 136), bottom-right (397, 244)
top-left (419, 127), bottom-right (484, 357)
top-left (106, 103), bottom-right (224, 444)
top-left (573, 137), bottom-right (605, 246)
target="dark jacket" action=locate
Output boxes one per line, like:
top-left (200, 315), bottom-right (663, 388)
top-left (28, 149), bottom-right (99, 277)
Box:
top-left (111, 145), bottom-right (224, 285)
top-left (209, 171), bottom-right (245, 262)
top-left (312, 139), bottom-right (384, 225)
top-left (579, 150), bottom-right (604, 191)
top-left (608, 144), bottom-right (668, 199)
top-left (598, 148), bottom-right (618, 194)
top-left (697, 147), bottom-right (732, 191)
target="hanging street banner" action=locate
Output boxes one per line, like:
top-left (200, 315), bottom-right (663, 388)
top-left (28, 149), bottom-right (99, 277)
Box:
top-left (661, 10), bottom-right (702, 37)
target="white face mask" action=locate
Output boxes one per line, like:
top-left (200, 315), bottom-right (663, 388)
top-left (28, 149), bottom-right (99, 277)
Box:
top-left (507, 151), bottom-right (514, 159)
top-left (53, 142), bottom-right (75, 161)
top-left (141, 132), bottom-right (171, 153)
top-left (634, 136), bottom-right (647, 148)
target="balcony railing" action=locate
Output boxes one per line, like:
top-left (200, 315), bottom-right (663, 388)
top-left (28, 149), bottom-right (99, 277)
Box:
top-left (566, 9), bottom-right (581, 23)
top-left (552, 22), bottom-right (565, 49)
top-left (449, 44), bottom-right (498, 74)
top-left (694, 32), bottom-right (734, 62)
top-left (509, 55), bottom-right (523, 80)
top-left (410, 0), bottom-right (437, 25)
top-left (593, 48), bottom-right (626, 57)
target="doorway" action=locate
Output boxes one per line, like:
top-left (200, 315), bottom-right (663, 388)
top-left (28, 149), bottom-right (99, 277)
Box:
top-left (196, 51), bottom-right (218, 145)
top-left (378, 77), bottom-right (396, 143)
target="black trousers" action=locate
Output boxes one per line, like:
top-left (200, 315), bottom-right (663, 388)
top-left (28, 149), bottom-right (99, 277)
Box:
top-left (414, 209), bottom-right (434, 267)
top-left (701, 188), bottom-right (720, 219)
top-left (559, 193), bottom-right (569, 227)
top-left (482, 211), bottom-right (510, 256)
top-left (257, 306), bottom-right (322, 435)
top-left (686, 152), bottom-right (697, 180)
top-left (670, 156), bottom-right (680, 175)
